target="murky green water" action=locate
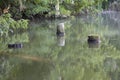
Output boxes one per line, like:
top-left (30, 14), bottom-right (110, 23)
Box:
top-left (1, 14), bottom-right (120, 80)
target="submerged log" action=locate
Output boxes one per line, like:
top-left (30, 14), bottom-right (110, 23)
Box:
top-left (8, 43), bottom-right (23, 49)
top-left (56, 23), bottom-right (65, 37)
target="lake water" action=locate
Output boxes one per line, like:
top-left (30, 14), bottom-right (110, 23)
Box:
top-left (0, 13), bottom-right (120, 80)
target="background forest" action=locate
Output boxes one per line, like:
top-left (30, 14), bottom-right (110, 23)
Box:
top-left (0, 0), bottom-right (119, 19)
top-left (1, 0), bottom-right (120, 80)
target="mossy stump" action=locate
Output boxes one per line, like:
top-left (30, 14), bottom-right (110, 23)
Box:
top-left (88, 35), bottom-right (100, 43)
top-left (87, 35), bottom-right (100, 48)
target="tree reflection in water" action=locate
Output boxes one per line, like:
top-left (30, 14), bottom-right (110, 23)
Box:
top-left (1, 15), bottom-right (120, 80)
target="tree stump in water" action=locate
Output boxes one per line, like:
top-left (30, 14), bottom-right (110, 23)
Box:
top-left (8, 43), bottom-right (23, 49)
top-left (88, 35), bottom-right (100, 43)
top-left (88, 35), bottom-right (100, 48)
top-left (56, 23), bottom-right (65, 37)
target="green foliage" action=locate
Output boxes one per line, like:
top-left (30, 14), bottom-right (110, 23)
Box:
top-left (1, 0), bottom-right (109, 19)
top-left (17, 19), bottom-right (28, 29)
top-left (0, 14), bottom-right (10, 36)
top-left (24, 0), bottom-right (51, 17)
top-left (60, 6), bottom-right (71, 16)
top-left (0, 14), bottom-right (28, 36)
top-left (31, 6), bottom-right (50, 15)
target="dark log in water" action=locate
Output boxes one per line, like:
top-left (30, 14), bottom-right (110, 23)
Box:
top-left (8, 43), bottom-right (23, 49)
top-left (56, 23), bottom-right (65, 37)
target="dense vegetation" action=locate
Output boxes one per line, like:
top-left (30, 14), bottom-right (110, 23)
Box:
top-left (0, 14), bottom-right (28, 36)
top-left (0, 0), bottom-right (117, 19)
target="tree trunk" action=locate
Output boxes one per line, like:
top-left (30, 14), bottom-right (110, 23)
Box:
top-left (55, 0), bottom-right (60, 17)
top-left (19, 0), bottom-right (26, 11)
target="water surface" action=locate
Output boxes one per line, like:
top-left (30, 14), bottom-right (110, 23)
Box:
top-left (1, 13), bottom-right (120, 80)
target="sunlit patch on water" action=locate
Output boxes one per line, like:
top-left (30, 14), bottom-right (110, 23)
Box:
top-left (14, 55), bottom-right (51, 62)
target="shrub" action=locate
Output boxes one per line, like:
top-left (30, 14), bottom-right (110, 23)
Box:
top-left (0, 13), bottom-right (28, 36)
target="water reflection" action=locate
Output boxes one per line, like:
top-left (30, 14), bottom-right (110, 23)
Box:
top-left (100, 11), bottom-right (120, 29)
top-left (1, 12), bottom-right (120, 80)
top-left (0, 32), bottom-right (29, 52)
top-left (8, 61), bottom-right (52, 80)
top-left (88, 43), bottom-right (100, 48)
top-left (0, 55), bottom-right (13, 80)
top-left (104, 57), bottom-right (120, 80)
top-left (57, 36), bottom-right (65, 46)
